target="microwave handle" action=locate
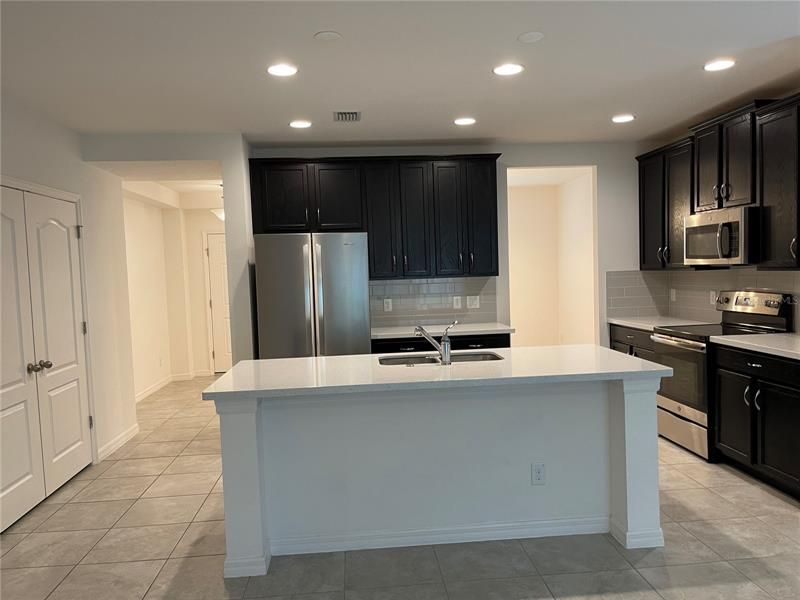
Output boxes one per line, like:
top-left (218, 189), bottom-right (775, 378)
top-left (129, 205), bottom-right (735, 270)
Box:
top-left (716, 223), bottom-right (724, 258)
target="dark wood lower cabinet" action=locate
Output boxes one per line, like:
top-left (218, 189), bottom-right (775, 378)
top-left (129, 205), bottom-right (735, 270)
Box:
top-left (714, 368), bottom-right (752, 464)
top-left (371, 333), bottom-right (510, 354)
top-left (755, 381), bottom-right (800, 490)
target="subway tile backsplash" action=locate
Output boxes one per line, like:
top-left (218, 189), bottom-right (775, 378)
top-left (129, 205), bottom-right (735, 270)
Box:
top-left (369, 277), bottom-right (497, 328)
top-left (607, 268), bottom-right (800, 325)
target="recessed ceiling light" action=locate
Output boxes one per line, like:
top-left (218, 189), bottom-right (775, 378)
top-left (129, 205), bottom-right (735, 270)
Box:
top-left (611, 114), bottom-right (635, 124)
top-left (289, 120), bottom-right (312, 129)
top-left (517, 31), bottom-right (544, 44)
top-left (493, 63), bottom-right (525, 76)
top-left (704, 58), bottom-right (735, 72)
top-left (314, 30), bottom-right (342, 41)
top-left (267, 63), bottom-right (298, 77)
top-left (454, 117), bottom-right (476, 126)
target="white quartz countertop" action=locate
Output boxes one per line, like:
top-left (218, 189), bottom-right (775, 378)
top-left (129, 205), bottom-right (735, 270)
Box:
top-left (607, 316), bottom-right (712, 332)
top-left (710, 333), bottom-right (800, 362)
top-left (203, 345), bottom-right (671, 400)
top-left (371, 322), bottom-right (515, 339)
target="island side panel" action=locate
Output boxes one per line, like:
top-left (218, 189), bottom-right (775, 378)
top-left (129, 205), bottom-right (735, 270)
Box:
top-left (258, 381), bottom-right (614, 554)
top-left (608, 378), bottom-right (664, 549)
top-left (216, 397), bottom-right (271, 577)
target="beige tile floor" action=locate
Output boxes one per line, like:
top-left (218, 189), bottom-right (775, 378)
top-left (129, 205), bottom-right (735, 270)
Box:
top-left (2, 377), bottom-right (799, 599)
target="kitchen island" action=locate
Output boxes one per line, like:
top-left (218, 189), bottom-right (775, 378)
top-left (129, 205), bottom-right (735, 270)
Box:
top-left (203, 345), bottom-right (671, 577)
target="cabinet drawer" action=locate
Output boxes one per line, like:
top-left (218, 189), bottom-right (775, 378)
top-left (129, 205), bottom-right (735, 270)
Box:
top-left (371, 338), bottom-right (433, 354)
top-left (371, 333), bottom-right (510, 354)
top-left (715, 346), bottom-right (800, 385)
top-left (610, 325), bottom-right (654, 351)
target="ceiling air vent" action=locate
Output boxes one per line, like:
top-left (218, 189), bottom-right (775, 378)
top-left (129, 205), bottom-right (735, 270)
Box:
top-left (333, 111), bottom-right (361, 122)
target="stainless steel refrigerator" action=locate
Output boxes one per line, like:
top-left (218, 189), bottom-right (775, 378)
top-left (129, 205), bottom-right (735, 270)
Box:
top-left (254, 232), bottom-right (371, 358)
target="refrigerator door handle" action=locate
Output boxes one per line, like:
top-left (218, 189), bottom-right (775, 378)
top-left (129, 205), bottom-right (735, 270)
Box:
top-left (314, 241), bottom-right (325, 355)
top-left (303, 242), bottom-right (316, 354)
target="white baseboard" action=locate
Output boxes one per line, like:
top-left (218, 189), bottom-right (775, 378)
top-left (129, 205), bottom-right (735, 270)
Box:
top-left (97, 422), bottom-right (140, 461)
top-left (224, 552), bottom-right (271, 578)
top-left (193, 370), bottom-right (214, 377)
top-left (134, 375), bottom-right (173, 403)
top-left (171, 372), bottom-right (195, 382)
top-left (609, 519), bottom-right (664, 549)
top-left (270, 516), bottom-right (610, 556)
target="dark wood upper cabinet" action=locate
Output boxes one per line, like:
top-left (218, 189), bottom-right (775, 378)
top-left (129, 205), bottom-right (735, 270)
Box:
top-left (638, 152), bottom-right (665, 270)
top-left (398, 161), bottom-right (434, 277)
top-left (714, 368), bottom-right (752, 464)
top-left (756, 96), bottom-right (799, 268)
top-left (664, 141), bottom-right (693, 267)
top-left (432, 161), bottom-right (465, 276)
top-left (364, 162), bottom-right (401, 278)
top-left (311, 163), bottom-right (363, 231)
top-left (254, 162), bottom-right (311, 232)
top-left (465, 158), bottom-right (499, 276)
top-left (694, 125), bottom-right (721, 212)
top-left (755, 380), bottom-right (800, 490)
top-left (721, 113), bottom-right (755, 207)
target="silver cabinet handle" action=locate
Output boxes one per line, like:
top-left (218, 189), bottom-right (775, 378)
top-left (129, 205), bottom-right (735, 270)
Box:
top-left (743, 384), bottom-right (750, 407)
top-left (469, 252), bottom-right (475, 271)
top-left (468, 344), bottom-right (484, 349)
top-left (656, 247), bottom-right (663, 265)
top-left (305, 207), bottom-right (309, 223)
top-left (459, 252), bottom-right (463, 270)
top-left (753, 388), bottom-right (762, 411)
top-left (27, 362), bottom-right (42, 374)
top-left (791, 237), bottom-right (797, 260)
top-left (399, 346), bottom-right (416, 352)
top-left (720, 183), bottom-right (729, 199)
top-left (663, 245), bottom-right (670, 263)
top-left (712, 184), bottom-right (719, 200)
top-left (746, 362), bottom-right (762, 368)
top-left (392, 255), bottom-right (397, 271)
top-left (626, 335), bottom-right (635, 340)
top-left (38, 360), bottom-right (53, 369)
top-left (317, 207), bottom-right (321, 222)
top-left (404, 255), bottom-right (408, 270)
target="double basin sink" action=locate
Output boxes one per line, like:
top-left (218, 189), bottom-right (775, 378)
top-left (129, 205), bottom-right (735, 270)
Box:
top-left (378, 352), bottom-right (503, 366)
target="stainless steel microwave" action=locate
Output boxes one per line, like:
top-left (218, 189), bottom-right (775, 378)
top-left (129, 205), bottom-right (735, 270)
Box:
top-left (684, 207), bottom-right (756, 266)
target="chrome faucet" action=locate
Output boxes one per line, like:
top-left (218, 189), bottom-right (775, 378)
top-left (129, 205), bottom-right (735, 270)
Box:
top-left (415, 320), bottom-right (458, 365)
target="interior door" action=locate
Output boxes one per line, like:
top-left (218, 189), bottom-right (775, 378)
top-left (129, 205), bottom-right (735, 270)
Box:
top-left (0, 186), bottom-right (46, 530)
top-left (207, 233), bottom-right (232, 372)
top-left (24, 192), bottom-right (91, 494)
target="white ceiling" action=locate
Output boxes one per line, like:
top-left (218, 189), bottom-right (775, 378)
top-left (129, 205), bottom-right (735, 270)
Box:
top-left (3, 2), bottom-right (799, 145)
top-left (507, 166), bottom-right (591, 187)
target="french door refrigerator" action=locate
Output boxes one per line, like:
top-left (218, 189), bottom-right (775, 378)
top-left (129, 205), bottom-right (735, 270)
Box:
top-left (254, 232), bottom-right (371, 358)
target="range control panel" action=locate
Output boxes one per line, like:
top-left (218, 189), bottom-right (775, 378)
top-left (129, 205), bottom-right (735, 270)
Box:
top-left (716, 290), bottom-right (792, 316)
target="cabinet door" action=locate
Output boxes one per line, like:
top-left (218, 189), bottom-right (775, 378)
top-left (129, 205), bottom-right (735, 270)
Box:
top-left (632, 346), bottom-right (655, 362)
top-left (364, 162), bottom-right (402, 278)
top-left (694, 125), bottom-right (721, 211)
top-left (664, 143), bottom-right (692, 267)
top-left (611, 342), bottom-right (631, 355)
top-left (260, 163), bottom-right (311, 232)
top-left (757, 106), bottom-right (799, 268)
top-left (312, 163), bottom-right (363, 231)
top-left (398, 161), bottom-right (434, 277)
top-left (715, 368), bottom-right (753, 464)
top-left (465, 158), bottom-right (498, 276)
top-left (754, 380), bottom-right (800, 489)
top-left (639, 153), bottom-right (665, 269)
top-left (722, 113), bottom-right (755, 207)
top-left (432, 161), bottom-right (465, 276)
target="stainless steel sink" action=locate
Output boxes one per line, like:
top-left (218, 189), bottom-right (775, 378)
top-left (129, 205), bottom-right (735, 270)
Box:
top-left (378, 355), bottom-right (440, 366)
top-left (449, 352), bottom-right (503, 362)
top-left (378, 352), bottom-right (503, 366)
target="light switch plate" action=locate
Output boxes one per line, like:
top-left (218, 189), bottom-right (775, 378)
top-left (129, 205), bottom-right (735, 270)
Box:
top-left (383, 298), bottom-right (392, 312)
top-left (453, 296), bottom-right (462, 309)
top-left (467, 295), bottom-right (480, 309)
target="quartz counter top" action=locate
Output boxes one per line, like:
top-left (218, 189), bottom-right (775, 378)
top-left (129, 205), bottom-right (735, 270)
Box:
top-left (203, 345), bottom-right (671, 401)
top-left (371, 321), bottom-right (515, 339)
top-left (710, 333), bottom-right (800, 362)
top-left (607, 316), bottom-right (712, 332)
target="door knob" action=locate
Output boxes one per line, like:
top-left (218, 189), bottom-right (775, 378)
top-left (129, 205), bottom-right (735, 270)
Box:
top-left (27, 362), bottom-right (43, 374)
top-left (38, 360), bottom-right (53, 369)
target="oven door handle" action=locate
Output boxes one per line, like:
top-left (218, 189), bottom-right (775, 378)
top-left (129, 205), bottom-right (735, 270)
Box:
top-left (650, 334), bottom-right (707, 353)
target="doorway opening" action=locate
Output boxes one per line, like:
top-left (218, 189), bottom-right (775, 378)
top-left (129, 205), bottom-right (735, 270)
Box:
top-left (97, 161), bottom-right (232, 402)
top-left (506, 166), bottom-right (599, 346)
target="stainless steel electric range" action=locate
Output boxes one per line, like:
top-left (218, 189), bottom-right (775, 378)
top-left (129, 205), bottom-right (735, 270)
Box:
top-left (651, 289), bottom-right (794, 459)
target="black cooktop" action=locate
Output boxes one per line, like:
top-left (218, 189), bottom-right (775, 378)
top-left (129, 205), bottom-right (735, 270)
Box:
top-left (653, 323), bottom-right (780, 343)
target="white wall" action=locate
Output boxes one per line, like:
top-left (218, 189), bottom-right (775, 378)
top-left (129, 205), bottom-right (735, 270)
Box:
top-left (123, 196), bottom-right (172, 400)
top-left (183, 210), bottom-right (225, 374)
top-left (508, 186), bottom-right (560, 346)
top-left (557, 172), bottom-right (598, 344)
top-left (162, 209), bottom-right (194, 378)
top-left (1, 94), bottom-right (138, 458)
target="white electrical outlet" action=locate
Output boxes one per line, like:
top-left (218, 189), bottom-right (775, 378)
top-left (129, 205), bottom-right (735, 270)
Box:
top-left (467, 295), bottom-right (480, 309)
top-left (383, 298), bottom-right (393, 312)
top-left (670, 289), bottom-right (676, 302)
top-left (531, 463), bottom-right (546, 485)
top-left (453, 296), bottom-right (462, 309)
top-left (710, 291), bottom-right (717, 305)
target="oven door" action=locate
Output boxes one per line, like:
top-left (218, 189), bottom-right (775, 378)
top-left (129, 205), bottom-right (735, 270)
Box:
top-left (650, 334), bottom-right (707, 418)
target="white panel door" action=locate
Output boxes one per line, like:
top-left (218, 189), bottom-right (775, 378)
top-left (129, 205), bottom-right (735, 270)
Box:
top-left (24, 192), bottom-right (92, 494)
top-left (208, 233), bottom-right (232, 372)
top-left (0, 186), bottom-right (46, 530)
